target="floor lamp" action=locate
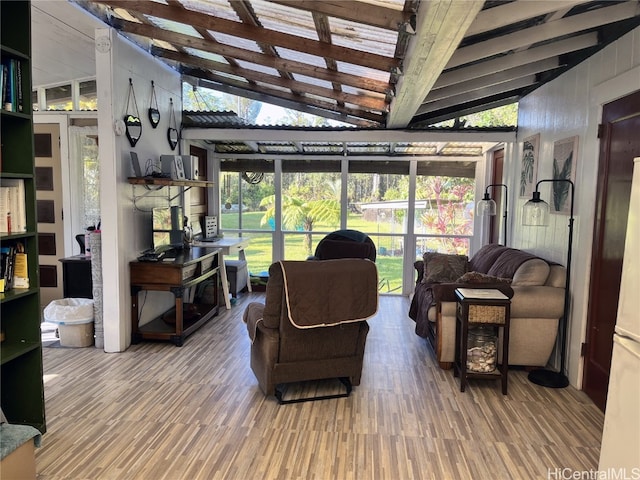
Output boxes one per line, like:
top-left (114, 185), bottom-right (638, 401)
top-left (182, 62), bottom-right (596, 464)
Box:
top-left (477, 183), bottom-right (508, 245)
top-left (522, 178), bottom-right (575, 388)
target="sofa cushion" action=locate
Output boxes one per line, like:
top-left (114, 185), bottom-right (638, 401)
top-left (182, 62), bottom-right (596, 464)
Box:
top-left (456, 271), bottom-right (512, 284)
top-left (469, 244), bottom-right (509, 273)
top-left (486, 248), bottom-right (538, 280)
top-left (422, 252), bottom-right (468, 283)
top-left (510, 259), bottom-right (550, 286)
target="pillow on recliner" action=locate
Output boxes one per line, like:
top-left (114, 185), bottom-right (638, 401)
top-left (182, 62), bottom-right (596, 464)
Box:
top-left (422, 252), bottom-right (468, 283)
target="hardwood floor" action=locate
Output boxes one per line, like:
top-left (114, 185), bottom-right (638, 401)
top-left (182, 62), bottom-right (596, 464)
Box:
top-left (36, 294), bottom-right (604, 479)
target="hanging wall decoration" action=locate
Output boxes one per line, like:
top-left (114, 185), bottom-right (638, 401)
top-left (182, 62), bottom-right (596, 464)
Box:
top-left (124, 78), bottom-right (142, 147)
top-left (167, 98), bottom-right (179, 150)
top-left (148, 80), bottom-right (160, 128)
top-left (552, 136), bottom-right (579, 215)
top-left (519, 133), bottom-right (540, 198)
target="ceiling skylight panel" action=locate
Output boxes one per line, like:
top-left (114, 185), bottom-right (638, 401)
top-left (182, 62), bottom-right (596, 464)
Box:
top-left (151, 39), bottom-right (178, 51)
top-left (211, 31), bottom-right (262, 53)
top-left (184, 47), bottom-right (229, 65)
top-left (329, 17), bottom-right (398, 58)
top-left (290, 74), bottom-right (334, 91)
top-left (336, 61), bottom-right (390, 83)
top-left (234, 60), bottom-right (281, 77)
top-left (180, 0), bottom-right (240, 22)
top-left (347, 143), bottom-right (390, 154)
top-left (274, 47), bottom-right (326, 68)
top-left (395, 144), bottom-right (438, 155)
top-left (250, 0), bottom-right (318, 41)
top-left (147, 16), bottom-right (202, 38)
top-left (303, 143), bottom-right (344, 154)
top-left (341, 85), bottom-right (386, 99)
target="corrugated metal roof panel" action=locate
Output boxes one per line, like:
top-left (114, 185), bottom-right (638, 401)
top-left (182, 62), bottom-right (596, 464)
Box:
top-left (251, 0), bottom-right (318, 41)
top-left (181, 0), bottom-right (240, 22)
top-left (273, 46), bottom-right (327, 68)
top-left (146, 16), bottom-right (202, 38)
top-left (330, 17), bottom-right (398, 57)
top-left (211, 31), bottom-right (262, 53)
top-left (185, 47), bottom-right (229, 64)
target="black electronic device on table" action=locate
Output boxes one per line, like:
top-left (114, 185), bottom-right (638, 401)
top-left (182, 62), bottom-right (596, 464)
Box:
top-left (137, 245), bottom-right (175, 262)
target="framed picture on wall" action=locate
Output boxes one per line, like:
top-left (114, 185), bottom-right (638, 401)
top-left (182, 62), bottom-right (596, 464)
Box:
top-left (552, 136), bottom-right (579, 215)
top-left (520, 133), bottom-right (539, 198)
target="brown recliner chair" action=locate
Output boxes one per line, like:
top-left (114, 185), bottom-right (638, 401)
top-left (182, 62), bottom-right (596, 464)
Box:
top-left (243, 259), bottom-right (378, 403)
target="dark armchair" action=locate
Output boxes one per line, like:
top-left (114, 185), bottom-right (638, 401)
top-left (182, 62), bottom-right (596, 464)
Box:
top-left (243, 259), bottom-right (378, 402)
top-left (312, 229), bottom-right (376, 261)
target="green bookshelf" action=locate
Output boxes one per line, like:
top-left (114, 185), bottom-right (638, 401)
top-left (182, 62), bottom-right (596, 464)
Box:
top-left (1, 0), bottom-right (46, 433)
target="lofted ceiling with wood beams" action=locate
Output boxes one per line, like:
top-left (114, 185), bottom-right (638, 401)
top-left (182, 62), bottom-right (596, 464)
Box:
top-left (75, 0), bottom-right (640, 128)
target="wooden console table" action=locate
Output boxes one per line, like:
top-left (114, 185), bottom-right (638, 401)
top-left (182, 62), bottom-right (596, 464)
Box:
top-left (130, 247), bottom-right (221, 346)
top-left (454, 288), bottom-right (511, 394)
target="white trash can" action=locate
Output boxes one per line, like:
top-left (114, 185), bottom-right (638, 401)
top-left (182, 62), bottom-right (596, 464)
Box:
top-left (44, 298), bottom-right (95, 347)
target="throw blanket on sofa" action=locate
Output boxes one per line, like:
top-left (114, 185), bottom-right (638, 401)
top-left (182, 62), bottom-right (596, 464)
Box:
top-left (279, 259), bottom-right (378, 329)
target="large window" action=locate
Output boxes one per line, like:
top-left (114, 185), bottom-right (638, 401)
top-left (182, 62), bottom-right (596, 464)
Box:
top-left (219, 158), bottom-right (478, 295)
top-left (347, 161), bottom-right (409, 293)
top-left (414, 162), bottom-right (475, 256)
top-left (220, 162), bottom-right (275, 277)
top-left (281, 162), bottom-right (341, 259)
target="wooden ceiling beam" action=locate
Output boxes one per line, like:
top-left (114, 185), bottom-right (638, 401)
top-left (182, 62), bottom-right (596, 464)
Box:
top-left (153, 47), bottom-right (386, 111)
top-left (112, 18), bottom-right (391, 95)
top-left (187, 68), bottom-right (385, 124)
top-left (387, 0), bottom-right (483, 128)
top-left (96, 0), bottom-right (399, 72)
top-left (434, 33), bottom-right (597, 89)
top-left (312, 11), bottom-right (344, 107)
top-left (466, 0), bottom-right (589, 37)
top-left (426, 58), bottom-right (560, 103)
top-left (447, 1), bottom-right (640, 69)
top-left (270, 0), bottom-right (412, 31)
top-left (417, 76), bottom-right (537, 116)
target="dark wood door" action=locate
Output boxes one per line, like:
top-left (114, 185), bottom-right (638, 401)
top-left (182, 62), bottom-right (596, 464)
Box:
top-left (583, 90), bottom-right (640, 411)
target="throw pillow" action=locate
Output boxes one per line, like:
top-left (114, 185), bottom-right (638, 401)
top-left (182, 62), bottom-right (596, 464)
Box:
top-left (456, 271), bottom-right (512, 284)
top-left (422, 252), bottom-right (468, 283)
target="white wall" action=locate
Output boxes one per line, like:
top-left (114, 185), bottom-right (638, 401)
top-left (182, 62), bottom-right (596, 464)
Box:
top-left (510, 27), bottom-right (640, 387)
top-left (96, 28), bottom-right (182, 352)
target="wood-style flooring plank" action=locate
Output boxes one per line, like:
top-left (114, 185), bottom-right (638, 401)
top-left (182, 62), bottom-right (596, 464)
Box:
top-left (36, 294), bottom-right (604, 479)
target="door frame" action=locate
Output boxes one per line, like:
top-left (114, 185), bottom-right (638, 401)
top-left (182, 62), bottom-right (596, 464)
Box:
top-left (576, 66), bottom-right (640, 389)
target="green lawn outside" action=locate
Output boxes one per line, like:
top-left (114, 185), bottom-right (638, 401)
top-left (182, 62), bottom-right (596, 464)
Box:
top-left (222, 212), bottom-right (405, 292)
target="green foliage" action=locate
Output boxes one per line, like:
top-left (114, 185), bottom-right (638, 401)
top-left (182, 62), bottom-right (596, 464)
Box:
top-left (435, 103), bottom-right (518, 128)
top-left (552, 151), bottom-right (573, 211)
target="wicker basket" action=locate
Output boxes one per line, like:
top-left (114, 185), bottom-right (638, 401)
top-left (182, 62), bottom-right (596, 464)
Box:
top-left (468, 304), bottom-right (506, 324)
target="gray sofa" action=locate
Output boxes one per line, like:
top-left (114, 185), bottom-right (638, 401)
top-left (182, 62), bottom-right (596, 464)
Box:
top-left (409, 244), bottom-right (565, 369)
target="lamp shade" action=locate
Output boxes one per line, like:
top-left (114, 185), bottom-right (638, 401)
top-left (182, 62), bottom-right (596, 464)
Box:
top-left (477, 193), bottom-right (497, 216)
top-left (522, 191), bottom-right (550, 226)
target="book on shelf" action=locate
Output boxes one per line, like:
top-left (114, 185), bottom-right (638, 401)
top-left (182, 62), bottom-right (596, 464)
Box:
top-left (0, 242), bottom-right (28, 292)
top-left (0, 178), bottom-right (27, 233)
top-left (0, 57), bottom-right (24, 113)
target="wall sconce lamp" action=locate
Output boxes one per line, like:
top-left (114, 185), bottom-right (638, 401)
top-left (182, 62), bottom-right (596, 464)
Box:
top-left (522, 178), bottom-right (575, 388)
top-left (477, 183), bottom-right (508, 245)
